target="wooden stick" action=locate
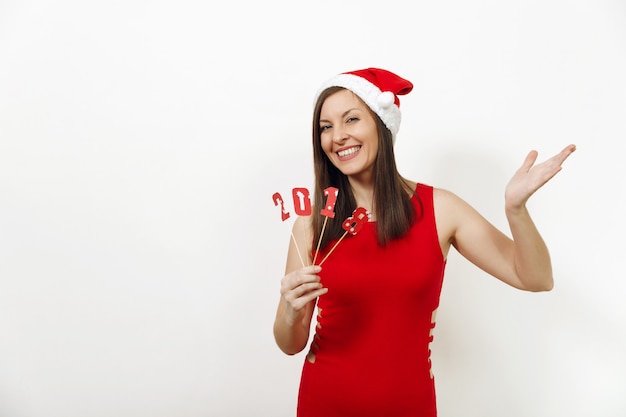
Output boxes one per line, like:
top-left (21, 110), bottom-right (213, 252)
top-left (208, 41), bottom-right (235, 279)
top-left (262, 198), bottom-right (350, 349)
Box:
top-left (291, 230), bottom-right (305, 267)
top-left (302, 218), bottom-right (311, 266)
top-left (312, 216), bottom-right (328, 265)
top-left (318, 230), bottom-right (348, 266)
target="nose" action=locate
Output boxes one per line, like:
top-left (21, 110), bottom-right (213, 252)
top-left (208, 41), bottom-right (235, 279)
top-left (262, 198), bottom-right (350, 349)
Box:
top-left (332, 126), bottom-right (348, 144)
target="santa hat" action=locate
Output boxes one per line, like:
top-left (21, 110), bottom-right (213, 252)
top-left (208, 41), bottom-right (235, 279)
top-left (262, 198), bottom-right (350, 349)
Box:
top-left (314, 67), bottom-right (413, 142)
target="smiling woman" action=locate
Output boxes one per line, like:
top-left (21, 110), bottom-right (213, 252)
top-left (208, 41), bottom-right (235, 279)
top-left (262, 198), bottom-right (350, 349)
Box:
top-left (319, 90), bottom-right (380, 183)
top-left (272, 67), bottom-right (576, 417)
top-left (1, 1), bottom-right (624, 416)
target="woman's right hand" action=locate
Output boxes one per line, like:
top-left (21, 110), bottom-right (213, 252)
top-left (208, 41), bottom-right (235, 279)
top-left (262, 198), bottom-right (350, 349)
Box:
top-left (280, 265), bottom-right (327, 325)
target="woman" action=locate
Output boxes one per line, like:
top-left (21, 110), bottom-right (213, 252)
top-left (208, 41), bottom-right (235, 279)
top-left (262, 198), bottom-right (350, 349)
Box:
top-left (273, 67), bottom-right (575, 417)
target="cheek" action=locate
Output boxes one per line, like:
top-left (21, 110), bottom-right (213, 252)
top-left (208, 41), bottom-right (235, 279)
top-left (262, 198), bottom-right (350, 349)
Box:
top-left (320, 134), bottom-right (333, 154)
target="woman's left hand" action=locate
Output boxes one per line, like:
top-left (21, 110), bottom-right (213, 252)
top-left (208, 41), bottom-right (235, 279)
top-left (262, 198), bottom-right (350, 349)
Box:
top-left (505, 144), bottom-right (576, 211)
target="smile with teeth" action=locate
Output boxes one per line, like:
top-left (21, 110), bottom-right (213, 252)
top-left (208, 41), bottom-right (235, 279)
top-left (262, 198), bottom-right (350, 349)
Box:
top-left (337, 146), bottom-right (361, 158)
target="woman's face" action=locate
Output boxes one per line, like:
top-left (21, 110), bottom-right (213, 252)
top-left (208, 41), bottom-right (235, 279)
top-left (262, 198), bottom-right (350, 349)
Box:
top-left (319, 89), bottom-right (379, 180)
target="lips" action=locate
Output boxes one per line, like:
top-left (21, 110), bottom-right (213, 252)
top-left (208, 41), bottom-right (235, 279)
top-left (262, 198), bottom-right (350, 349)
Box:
top-left (337, 146), bottom-right (361, 159)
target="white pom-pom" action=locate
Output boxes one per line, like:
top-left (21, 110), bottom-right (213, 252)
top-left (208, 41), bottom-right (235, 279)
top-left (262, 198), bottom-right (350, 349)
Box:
top-left (377, 91), bottom-right (395, 108)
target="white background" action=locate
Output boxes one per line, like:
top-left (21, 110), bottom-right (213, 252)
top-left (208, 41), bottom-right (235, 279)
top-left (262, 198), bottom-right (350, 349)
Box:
top-left (1, 1), bottom-right (625, 416)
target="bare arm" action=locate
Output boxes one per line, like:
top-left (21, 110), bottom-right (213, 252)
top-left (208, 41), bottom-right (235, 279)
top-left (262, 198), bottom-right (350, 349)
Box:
top-left (273, 216), bottom-right (328, 355)
top-left (439, 144), bottom-right (576, 291)
top-left (503, 144), bottom-right (576, 289)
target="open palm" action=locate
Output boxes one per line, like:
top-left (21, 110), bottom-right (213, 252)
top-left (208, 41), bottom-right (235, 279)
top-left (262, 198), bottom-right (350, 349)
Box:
top-left (505, 144), bottom-right (576, 210)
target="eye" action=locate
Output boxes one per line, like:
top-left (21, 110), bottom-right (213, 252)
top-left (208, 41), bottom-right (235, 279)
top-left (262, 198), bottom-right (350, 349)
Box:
top-left (320, 124), bottom-right (332, 131)
top-left (346, 116), bottom-right (359, 123)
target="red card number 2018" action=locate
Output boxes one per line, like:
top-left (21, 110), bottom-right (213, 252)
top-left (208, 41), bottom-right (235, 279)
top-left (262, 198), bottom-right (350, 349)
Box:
top-left (272, 187), bottom-right (338, 222)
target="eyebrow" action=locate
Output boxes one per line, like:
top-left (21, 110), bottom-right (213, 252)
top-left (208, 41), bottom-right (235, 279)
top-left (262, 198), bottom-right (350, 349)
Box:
top-left (319, 108), bottom-right (361, 124)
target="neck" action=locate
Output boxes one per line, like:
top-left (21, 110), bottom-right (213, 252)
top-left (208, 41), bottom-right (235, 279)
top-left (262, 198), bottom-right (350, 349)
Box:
top-left (347, 177), bottom-right (374, 212)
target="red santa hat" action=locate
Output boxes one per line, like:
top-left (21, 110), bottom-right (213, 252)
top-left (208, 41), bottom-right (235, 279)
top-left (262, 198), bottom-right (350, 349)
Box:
top-left (314, 67), bottom-right (413, 142)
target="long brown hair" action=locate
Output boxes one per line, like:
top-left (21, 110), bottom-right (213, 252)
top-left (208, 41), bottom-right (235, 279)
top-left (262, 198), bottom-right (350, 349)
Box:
top-left (311, 87), bottom-right (422, 250)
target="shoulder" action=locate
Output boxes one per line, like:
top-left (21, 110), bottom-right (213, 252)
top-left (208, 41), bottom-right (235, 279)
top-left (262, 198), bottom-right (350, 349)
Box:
top-left (401, 180), bottom-right (456, 206)
top-left (433, 186), bottom-right (461, 204)
top-left (292, 215), bottom-right (313, 234)
top-left (408, 181), bottom-right (461, 204)
top-left (291, 215), bottom-right (315, 249)
top-left (404, 179), bottom-right (475, 219)
top-left (408, 184), bottom-right (467, 254)
top-left (433, 186), bottom-right (491, 241)
top-left (432, 186), bottom-right (475, 217)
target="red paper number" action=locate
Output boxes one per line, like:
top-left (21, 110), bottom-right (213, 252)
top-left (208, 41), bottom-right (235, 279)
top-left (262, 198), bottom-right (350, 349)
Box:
top-left (292, 188), bottom-right (312, 216)
top-left (342, 207), bottom-right (368, 235)
top-left (272, 192), bottom-right (291, 222)
top-left (273, 186), bottom-right (340, 222)
top-left (320, 187), bottom-right (339, 218)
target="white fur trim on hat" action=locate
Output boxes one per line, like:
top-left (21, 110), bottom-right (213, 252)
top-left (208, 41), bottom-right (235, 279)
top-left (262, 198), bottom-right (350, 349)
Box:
top-left (314, 73), bottom-right (402, 141)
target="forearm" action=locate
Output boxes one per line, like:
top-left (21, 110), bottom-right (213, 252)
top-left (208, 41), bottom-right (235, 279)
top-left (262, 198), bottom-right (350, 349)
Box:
top-left (273, 300), bottom-right (312, 355)
top-left (506, 205), bottom-right (554, 291)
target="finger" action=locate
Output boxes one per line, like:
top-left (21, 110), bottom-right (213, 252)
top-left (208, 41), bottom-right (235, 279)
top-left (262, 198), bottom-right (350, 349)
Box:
top-left (289, 288), bottom-right (329, 311)
top-left (294, 265), bottom-right (322, 284)
top-left (544, 144), bottom-right (576, 167)
top-left (538, 146), bottom-right (575, 179)
top-left (520, 150), bottom-right (539, 173)
top-left (281, 266), bottom-right (323, 294)
top-left (285, 273), bottom-right (321, 292)
top-left (555, 144), bottom-right (576, 165)
top-left (284, 274), bottom-right (326, 302)
top-left (534, 147), bottom-right (576, 185)
top-left (291, 281), bottom-right (325, 298)
top-left (287, 264), bottom-right (321, 282)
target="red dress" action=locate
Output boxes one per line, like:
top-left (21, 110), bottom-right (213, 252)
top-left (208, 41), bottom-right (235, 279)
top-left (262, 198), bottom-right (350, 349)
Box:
top-left (297, 184), bottom-right (446, 417)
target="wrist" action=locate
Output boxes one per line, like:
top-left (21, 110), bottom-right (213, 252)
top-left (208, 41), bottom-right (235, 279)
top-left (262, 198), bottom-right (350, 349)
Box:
top-left (505, 203), bottom-right (528, 218)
